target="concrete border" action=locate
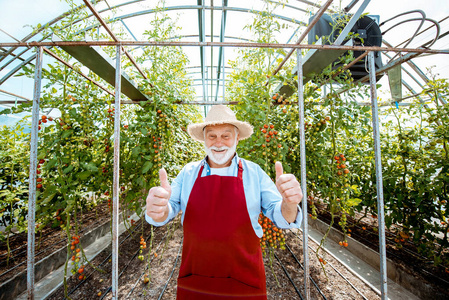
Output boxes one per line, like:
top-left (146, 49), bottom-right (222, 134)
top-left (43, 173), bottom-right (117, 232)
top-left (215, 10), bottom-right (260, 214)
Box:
top-left (308, 216), bottom-right (447, 300)
top-left (0, 212), bottom-right (130, 300)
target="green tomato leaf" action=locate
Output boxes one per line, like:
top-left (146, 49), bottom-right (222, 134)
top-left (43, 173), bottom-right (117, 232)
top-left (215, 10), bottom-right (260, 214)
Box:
top-left (77, 171), bottom-right (91, 180)
top-left (142, 161), bottom-right (152, 174)
top-left (63, 165), bottom-right (74, 174)
top-left (46, 158), bottom-right (57, 169)
top-left (61, 129), bottom-right (73, 139)
top-left (346, 198), bottom-right (362, 207)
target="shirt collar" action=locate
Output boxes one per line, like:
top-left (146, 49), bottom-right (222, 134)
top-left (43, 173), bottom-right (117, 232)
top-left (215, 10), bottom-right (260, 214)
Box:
top-left (201, 153), bottom-right (240, 176)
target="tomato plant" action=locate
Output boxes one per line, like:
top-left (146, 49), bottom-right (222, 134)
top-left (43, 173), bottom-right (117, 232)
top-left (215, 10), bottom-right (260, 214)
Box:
top-left (0, 0), bottom-right (448, 289)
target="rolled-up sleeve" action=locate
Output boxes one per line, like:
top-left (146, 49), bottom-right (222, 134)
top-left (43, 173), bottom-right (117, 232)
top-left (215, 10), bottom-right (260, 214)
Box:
top-left (272, 202), bottom-right (302, 229)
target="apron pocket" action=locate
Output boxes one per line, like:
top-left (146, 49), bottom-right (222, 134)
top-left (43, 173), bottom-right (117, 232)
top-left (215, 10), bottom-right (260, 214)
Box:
top-left (177, 274), bottom-right (266, 299)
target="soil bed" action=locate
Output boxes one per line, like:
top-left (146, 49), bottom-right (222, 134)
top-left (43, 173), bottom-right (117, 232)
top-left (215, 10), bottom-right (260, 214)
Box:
top-left (0, 199), bottom-right (112, 284)
top-left (312, 203), bottom-right (449, 298)
top-left (48, 215), bottom-right (380, 299)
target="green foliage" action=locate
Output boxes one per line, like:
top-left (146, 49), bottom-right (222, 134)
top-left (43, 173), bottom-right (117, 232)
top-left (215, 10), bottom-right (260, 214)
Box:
top-left (0, 0), bottom-right (203, 267)
top-left (1, 0), bottom-right (448, 279)
top-left (373, 76), bottom-right (449, 264)
top-left (0, 123), bottom-right (30, 240)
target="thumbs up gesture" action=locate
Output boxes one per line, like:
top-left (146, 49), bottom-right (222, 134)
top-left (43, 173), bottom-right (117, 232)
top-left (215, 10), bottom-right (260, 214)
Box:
top-left (146, 168), bottom-right (172, 222)
top-left (275, 162), bottom-right (302, 223)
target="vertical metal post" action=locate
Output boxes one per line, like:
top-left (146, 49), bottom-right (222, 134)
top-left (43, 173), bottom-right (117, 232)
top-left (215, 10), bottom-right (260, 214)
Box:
top-left (200, 0), bottom-right (207, 106)
top-left (221, 0), bottom-right (226, 102)
top-left (111, 45), bottom-right (122, 300)
top-left (27, 46), bottom-right (43, 300)
top-left (210, 0), bottom-right (214, 101)
top-left (222, 48), bottom-right (225, 101)
top-left (297, 49), bottom-right (310, 299)
top-left (368, 51), bottom-right (388, 299)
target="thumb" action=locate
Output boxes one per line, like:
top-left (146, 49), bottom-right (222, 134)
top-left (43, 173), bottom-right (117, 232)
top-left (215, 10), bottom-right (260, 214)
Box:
top-left (159, 168), bottom-right (170, 191)
top-left (275, 161), bottom-right (283, 181)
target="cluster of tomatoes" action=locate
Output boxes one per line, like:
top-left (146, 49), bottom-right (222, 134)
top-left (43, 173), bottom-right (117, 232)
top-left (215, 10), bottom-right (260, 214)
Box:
top-left (106, 107), bottom-right (115, 120)
top-left (318, 257), bottom-right (327, 265)
top-left (258, 213), bottom-right (286, 251)
top-left (137, 236), bottom-right (147, 261)
top-left (36, 158), bottom-right (45, 189)
top-left (334, 153), bottom-right (349, 176)
top-left (37, 114), bottom-right (53, 131)
top-left (77, 264), bottom-right (86, 281)
top-left (338, 241), bottom-right (349, 247)
top-left (55, 208), bottom-right (64, 226)
top-left (157, 109), bottom-right (168, 128)
top-left (260, 124), bottom-right (279, 145)
top-left (68, 235), bottom-right (85, 279)
top-left (102, 165), bottom-right (109, 175)
top-left (271, 93), bottom-right (289, 114)
top-left (304, 116), bottom-right (330, 133)
top-left (104, 191), bottom-right (112, 209)
top-left (151, 109), bottom-right (168, 167)
top-left (393, 231), bottom-right (410, 249)
top-left (151, 134), bottom-right (163, 166)
top-left (143, 274), bottom-right (150, 284)
top-left (259, 124), bottom-right (283, 164)
top-left (338, 216), bottom-right (350, 247)
top-left (104, 138), bottom-right (111, 153)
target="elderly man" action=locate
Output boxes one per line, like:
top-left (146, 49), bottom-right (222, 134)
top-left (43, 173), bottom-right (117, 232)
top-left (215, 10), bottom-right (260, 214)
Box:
top-left (145, 105), bottom-right (303, 299)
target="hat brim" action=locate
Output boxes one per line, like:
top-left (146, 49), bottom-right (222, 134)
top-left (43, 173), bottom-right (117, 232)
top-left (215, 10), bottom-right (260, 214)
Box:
top-left (187, 120), bottom-right (253, 142)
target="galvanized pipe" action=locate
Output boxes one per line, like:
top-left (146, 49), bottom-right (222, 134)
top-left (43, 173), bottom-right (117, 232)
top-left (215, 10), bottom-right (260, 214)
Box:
top-left (368, 51), bottom-right (388, 299)
top-left (222, 0), bottom-right (226, 102)
top-left (111, 45), bottom-right (122, 300)
top-left (0, 88), bottom-right (32, 101)
top-left (210, 0), bottom-right (214, 102)
top-left (1, 41), bottom-right (447, 54)
top-left (27, 46), bottom-right (43, 300)
top-left (0, 1), bottom-right (88, 65)
top-left (335, 51), bottom-right (423, 97)
top-left (297, 49), bottom-right (310, 299)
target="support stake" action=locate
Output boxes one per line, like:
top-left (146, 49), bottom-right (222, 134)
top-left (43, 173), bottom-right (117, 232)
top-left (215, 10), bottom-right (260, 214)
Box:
top-left (297, 49), bottom-right (309, 299)
top-left (27, 46), bottom-right (43, 300)
top-left (368, 51), bottom-right (388, 299)
top-left (111, 45), bottom-right (122, 300)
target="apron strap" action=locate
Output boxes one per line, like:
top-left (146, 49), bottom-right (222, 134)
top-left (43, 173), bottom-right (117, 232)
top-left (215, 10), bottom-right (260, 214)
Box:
top-left (199, 158), bottom-right (243, 179)
top-left (197, 164), bottom-right (205, 178)
top-left (238, 159), bottom-right (244, 180)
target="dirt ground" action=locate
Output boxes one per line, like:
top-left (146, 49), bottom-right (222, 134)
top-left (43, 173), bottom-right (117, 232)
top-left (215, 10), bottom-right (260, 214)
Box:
top-left (0, 200), bottom-right (112, 283)
top-left (3, 199), bottom-right (448, 299)
top-left (315, 207), bottom-right (449, 298)
top-left (47, 215), bottom-right (380, 300)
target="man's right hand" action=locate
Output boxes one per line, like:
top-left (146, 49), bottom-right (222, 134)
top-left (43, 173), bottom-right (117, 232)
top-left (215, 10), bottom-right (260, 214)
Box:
top-left (146, 168), bottom-right (171, 222)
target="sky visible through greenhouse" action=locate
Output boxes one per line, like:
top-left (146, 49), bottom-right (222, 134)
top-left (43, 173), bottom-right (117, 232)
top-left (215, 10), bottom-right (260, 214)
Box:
top-left (0, 0), bottom-right (448, 126)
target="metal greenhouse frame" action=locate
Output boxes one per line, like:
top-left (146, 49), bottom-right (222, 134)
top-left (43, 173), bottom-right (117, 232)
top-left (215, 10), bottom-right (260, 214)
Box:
top-left (0, 0), bottom-right (448, 299)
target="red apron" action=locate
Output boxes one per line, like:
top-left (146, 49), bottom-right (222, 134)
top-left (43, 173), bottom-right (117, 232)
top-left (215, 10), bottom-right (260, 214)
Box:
top-left (177, 160), bottom-right (267, 299)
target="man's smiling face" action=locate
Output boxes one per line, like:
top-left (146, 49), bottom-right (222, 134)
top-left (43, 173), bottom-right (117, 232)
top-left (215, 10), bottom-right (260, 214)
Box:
top-left (204, 124), bottom-right (239, 167)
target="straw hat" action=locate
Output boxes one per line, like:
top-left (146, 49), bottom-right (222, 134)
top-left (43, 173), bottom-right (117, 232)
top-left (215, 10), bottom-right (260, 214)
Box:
top-left (187, 105), bottom-right (253, 142)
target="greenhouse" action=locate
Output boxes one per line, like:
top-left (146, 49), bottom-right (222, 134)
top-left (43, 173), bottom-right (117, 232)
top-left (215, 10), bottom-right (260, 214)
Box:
top-left (0, 0), bottom-right (448, 299)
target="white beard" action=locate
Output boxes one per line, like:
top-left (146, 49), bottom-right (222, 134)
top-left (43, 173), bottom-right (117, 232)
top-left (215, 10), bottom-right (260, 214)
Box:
top-left (205, 137), bottom-right (237, 166)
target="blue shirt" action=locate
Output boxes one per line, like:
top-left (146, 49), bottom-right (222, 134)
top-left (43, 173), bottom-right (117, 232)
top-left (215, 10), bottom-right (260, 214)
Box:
top-left (145, 154), bottom-right (303, 238)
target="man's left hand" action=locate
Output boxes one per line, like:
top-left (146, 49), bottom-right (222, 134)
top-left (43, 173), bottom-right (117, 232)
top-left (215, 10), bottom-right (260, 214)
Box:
top-left (275, 161), bottom-right (302, 223)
